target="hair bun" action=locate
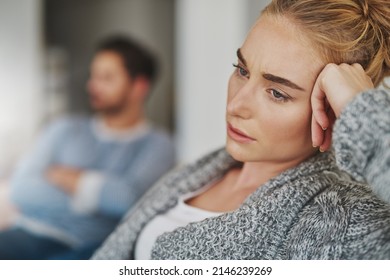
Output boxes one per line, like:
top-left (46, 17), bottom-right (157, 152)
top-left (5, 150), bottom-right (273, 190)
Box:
top-left (263, 0), bottom-right (390, 86)
top-left (361, 0), bottom-right (369, 20)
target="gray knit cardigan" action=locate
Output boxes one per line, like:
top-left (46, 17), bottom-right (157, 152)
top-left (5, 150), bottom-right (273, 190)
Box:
top-left (93, 89), bottom-right (390, 260)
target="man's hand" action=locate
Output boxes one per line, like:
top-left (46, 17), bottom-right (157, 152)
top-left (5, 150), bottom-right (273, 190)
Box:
top-left (311, 63), bottom-right (374, 152)
top-left (46, 166), bottom-right (83, 195)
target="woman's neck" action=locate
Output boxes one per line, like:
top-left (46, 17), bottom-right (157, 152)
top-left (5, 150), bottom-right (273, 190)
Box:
top-left (233, 154), bottom-right (316, 191)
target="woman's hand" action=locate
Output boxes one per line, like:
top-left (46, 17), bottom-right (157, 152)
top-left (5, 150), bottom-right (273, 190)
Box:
top-left (311, 63), bottom-right (374, 151)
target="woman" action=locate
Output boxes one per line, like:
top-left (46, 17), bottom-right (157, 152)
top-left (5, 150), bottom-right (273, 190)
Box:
top-left (93, 0), bottom-right (390, 259)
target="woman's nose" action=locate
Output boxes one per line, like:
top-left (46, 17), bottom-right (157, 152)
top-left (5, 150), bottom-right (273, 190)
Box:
top-left (227, 82), bottom-right (254, 119)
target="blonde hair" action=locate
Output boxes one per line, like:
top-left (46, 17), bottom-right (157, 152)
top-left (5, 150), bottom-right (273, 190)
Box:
top-left (263, 0), bottom-right (390, 86)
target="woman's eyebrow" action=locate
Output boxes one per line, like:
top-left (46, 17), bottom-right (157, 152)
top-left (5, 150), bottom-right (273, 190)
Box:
top-left (237, 48), bottom-right (247, 66)
top-left (237, 48), bottom-right (305, 91)
top-left (262, 73), bottom-right (305, 91)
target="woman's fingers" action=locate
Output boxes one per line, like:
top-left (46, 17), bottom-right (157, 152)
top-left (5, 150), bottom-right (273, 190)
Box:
top-left (319, 108), bottom-right (336, 152)
top-left (311, 114), bottom-right (324, 148)
top-left (311, 102), bottom-right (335, 151)
top-left (311, 74), bottom-right (329, 131)
top-left (316, 63), bottom-right (374, 117)
top-left (311, 63), bottom-right (374, 149)
top-left (311, 68), bottom-right (329, 148)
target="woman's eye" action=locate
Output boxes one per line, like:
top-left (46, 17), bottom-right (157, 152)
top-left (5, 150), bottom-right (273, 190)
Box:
top-left (239, 67), bottom-right (248, 77)
top-left (270, 89), bottom-right (289, 102)
top-left (232, 63), bottom-right (249, 78)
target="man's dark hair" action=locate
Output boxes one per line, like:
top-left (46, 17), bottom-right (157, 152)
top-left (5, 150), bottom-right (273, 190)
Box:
top-left (96, 35), bottom-right (158, 82)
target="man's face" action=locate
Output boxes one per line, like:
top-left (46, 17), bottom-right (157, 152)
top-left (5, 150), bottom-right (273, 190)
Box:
top-left (87, 51), bottom-right (133, 113)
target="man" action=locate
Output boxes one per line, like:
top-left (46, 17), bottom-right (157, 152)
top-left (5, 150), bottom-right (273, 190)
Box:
top-left (0, 36), bottom-right (175, 259)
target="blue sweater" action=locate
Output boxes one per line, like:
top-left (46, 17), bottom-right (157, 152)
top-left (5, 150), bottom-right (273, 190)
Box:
top-left (9, 116), bottom-right (175, 247)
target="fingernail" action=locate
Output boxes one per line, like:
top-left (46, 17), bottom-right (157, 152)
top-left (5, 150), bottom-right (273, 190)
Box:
top-left (322, 127), bottom-right (327, 131)
top-left (319, 147), bottom-right (325, 152)
top-left (313, 144), bottom-right (318, 148)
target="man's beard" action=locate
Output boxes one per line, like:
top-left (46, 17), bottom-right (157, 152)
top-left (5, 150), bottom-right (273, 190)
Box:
top-left (96, 102), bottom-right (128, 116)
top-left (90, 94), bottom-right (129, 116)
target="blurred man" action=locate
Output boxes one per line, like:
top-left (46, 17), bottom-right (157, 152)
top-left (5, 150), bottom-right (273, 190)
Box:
top-left (0, 36), bottom-right (175, 259)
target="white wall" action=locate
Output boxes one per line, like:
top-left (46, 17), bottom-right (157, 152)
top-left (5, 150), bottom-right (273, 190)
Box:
top-left (175, 0), bottom-right (269, 163)
top-left (0, 0), bottom-right (43, 178)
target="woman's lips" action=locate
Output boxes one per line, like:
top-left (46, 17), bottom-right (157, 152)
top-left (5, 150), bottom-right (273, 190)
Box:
top-left (227, 123), bottom-right (255, 143)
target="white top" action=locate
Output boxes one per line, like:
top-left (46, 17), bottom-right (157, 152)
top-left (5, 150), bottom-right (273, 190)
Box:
top-left (134, 184), bottom-right (223, 259)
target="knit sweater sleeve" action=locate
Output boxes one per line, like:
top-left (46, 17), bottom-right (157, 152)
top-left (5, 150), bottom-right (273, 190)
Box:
top-left (286, 183), bottom-right (390, 260)
top-left (333, 89), bottom-right (390, 203)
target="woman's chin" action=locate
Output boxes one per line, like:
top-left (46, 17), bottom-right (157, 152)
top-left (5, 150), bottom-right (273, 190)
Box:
top-left (226, 142), bottom-right (253, 162)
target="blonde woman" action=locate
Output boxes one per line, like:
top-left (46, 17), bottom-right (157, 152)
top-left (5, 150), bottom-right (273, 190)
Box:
top-left (94, 0), bottom-right (390, 259)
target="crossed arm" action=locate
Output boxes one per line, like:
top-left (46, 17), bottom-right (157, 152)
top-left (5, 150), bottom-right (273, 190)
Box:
top-left (10, 119), bottom-right (175, 218)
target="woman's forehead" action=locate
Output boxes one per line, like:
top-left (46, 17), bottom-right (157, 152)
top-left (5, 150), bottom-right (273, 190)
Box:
top-left (240, 15), bottom-right (324, 90)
